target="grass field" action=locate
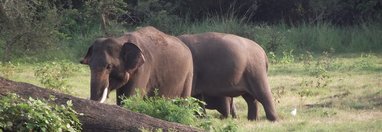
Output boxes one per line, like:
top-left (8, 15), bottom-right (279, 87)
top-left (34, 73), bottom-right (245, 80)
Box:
top-left (1, 53), bottom-right (381, 131)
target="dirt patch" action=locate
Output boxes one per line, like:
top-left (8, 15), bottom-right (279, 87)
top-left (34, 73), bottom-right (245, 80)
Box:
top-left (0, 77), bottom-right (202, 132)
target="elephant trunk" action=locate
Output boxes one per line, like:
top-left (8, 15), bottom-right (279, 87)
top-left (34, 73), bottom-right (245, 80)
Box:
top-left (90, 70), bottom-right (109, 103)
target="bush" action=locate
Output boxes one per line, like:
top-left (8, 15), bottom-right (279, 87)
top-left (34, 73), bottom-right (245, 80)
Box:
top-left (0, 94), bottom-right (81, 132)
top-left (0, 0), bottom-right (61, 61)
top-left (0, 62), bottom-right (18, 78)
top-left (121, 90), bottom-right (204, 125)
top-left (351, 53), bottom-right (378, 71)
top-left (268, 50), bottom-right (295, 64)
top-left (34, 61), bottom-right (81, 93)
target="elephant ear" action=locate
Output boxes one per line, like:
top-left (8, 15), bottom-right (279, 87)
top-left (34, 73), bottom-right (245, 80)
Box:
top-left (121, 42), bottom-right (145, 72)
top-left (80, 45), bottom-right (93, 65)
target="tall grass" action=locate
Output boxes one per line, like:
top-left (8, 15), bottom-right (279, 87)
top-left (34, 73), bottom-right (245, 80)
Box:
top-left (5, 15), bottom-right (381, 63)
top-left (145, 15), bottom-right (382, 54)
top-left (284, 22), bottom-right (382, 53)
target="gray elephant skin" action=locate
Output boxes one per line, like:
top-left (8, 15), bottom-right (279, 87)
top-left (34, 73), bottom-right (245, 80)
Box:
top-left (178, 32), bottom-right (278, 121)
top-left (81, 26), bottom-right (194, 105)
top-left (194, 94), bottom-right (237, 118)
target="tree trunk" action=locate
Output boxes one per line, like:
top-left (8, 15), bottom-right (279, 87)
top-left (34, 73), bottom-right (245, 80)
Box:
top-left (100, 12), bottom-right (109, 36)
top-left (0, 4), bottom-right (10, 62)
top-left (0, 77), bottom-right (202, 132)
top-left (2, 40), bottom-right (11, 62)
top-left (99, 0), bottom-right (110, 37)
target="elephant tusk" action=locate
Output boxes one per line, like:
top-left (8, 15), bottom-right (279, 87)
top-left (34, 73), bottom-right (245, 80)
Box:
top-left (99, 85), bottom-right (109, 103)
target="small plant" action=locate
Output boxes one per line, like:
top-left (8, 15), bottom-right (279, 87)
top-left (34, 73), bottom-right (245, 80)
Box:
top-left (297, 50), bottom-right (335, 104)
top-left (279, 50), bottom-right (295, 64)
top-left (121, 90), bottom-right (205, 125)
top-left (218, 121), bottom-right (238, 132)
top-left (299, 51), bottom-right (314, 71)
top-left (268, 52), bottom-right (278, 64)
top-left (264, 26), bottom-right (286, 52)
top-left (34, 61), bottom-right (80, 93)
top-left (197, 117), bottom-right (238, 132)
top-left (272, 86), bottom-right (286, 103)
top-left (351, 53), bottom-right (377, 70)
top-left (0, 94), bottom-right (82, 132)
top-left (321, 109), bottom-right (337, 118)
top-left (267, 50), bottom-right (295, 64)
top-left (316, 50), bottom-right (335, 71)
top-left (298, 71), bottom-right (331, 103)
top-left (198, 117), bottom-right (214, 131)
top-left (0, 62), bottom-right (18, 78)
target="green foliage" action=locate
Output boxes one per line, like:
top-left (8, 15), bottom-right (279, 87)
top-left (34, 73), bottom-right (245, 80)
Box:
top-left (258, 25), bottom-right (287, 52)
top-left (285, 22), bottom-right (382, 53)
top-left (34, 61), bottom-right (81, 93)
top-left (268, 50), bottom-right (295, 64)
top-left (299, 50), bottom-right (335, 74)
top-left (0, 0), bottom-right (61, 61)
top-left (196, 117), bottom-right (238, 132)
top-left (121, 90), bottom-right (205, 125)
top-left (0, 94), bottom-right (81, 132)
top-left (120, 89), bottom-right (239, 131)
top-left (272, 86), bottom-right (286, 104)
top-left (268, 52), bottom-right (278, 64)
top-left (351, 53), bottom-right (378, 70)
top-left (84, 0), bottom-right (127, 35)
top-left (308, 0), bottom-right (382, 24)
top-left (197, 117), bottom-right (213, 131)
top-left (280, 50), bottom-right (296, 64)
top-left (297, 50), bottom-right (334, 102)
top-left (214, 120), bottom-right (238, 132)
top-left (0, 62), bottom-right (18, 78)
top-left (121, 0), bottom-right (382, 25)
top-left (131, 0), bottom-right (184, 33)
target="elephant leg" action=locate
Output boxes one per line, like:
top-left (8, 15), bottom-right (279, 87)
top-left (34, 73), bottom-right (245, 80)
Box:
top-left (217, 97), bottom-right (230, 119)
top-left (249, 77), bottom-right (278, 121)
top-left (230, 97), bottom-right (237, 118)
top-left (116, 82), bottom-right (135, 106)
top-left (181, 71), bottom-right (193, 97)
top-left (255, 94), bottom-right (278, 121)
top-left (242, 93), bottom-right (258, 120)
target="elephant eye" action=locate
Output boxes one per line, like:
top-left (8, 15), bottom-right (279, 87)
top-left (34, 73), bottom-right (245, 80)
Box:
top-left (106, 64), bottom-right (112, 70)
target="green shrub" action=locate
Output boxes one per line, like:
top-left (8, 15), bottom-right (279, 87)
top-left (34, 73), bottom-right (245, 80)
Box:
top-left (198, 118), bottom-right (238, 132)
top-left (34, 61), bottom-right (81, 93)
top-left (268, 50), bottom-right (295, 64)
top-left (0, 0), bottom-right (61, 61)
top-left (0, 94), bottom-right (82, 132)
top-left (351, 53), bottom-right (377, 70)
top-left (280, 50), bottom-right (296, 64)
top-left (215, 120), bottom-right (238, 132)
top-left (297, 50), bottom-right (337, 104)
top-left (121, 90), bottom-right (205, 125)
top-left (0, 62), bottom-right (18, 78)
top-left (301, 50), bottom-right (336, 76)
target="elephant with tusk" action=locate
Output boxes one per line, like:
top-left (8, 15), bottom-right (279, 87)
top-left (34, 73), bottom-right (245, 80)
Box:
top-left (81, 26), bottom-right (194, 105)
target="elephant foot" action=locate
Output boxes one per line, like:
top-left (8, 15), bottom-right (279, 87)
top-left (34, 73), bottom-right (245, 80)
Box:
top-left (219, 115), bottom-right (229, 119)
top-left (266, 114), bottom-right (278, 122)
top-left (247, 115), bottom-right (259, 121)
top-left (232, 114), bottom-right (237, 119)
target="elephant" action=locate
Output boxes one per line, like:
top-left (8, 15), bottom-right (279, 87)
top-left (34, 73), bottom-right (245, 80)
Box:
top-left (80, 26), bottom-right (194, 105)
top-left (178, 32), bottom-right (278, 121)
top-left (194, 94), bottom-right (237, 118)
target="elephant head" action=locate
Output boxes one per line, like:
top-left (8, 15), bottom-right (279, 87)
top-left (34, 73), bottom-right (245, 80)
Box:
top-left (80, 38), bottom-right (145, 103)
